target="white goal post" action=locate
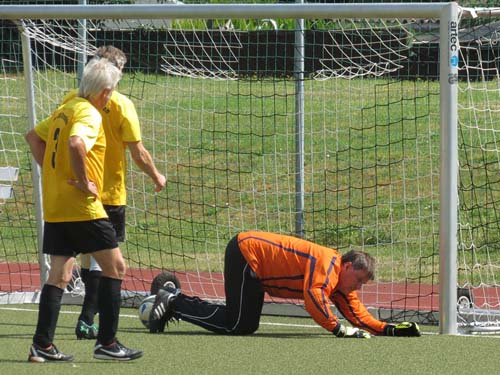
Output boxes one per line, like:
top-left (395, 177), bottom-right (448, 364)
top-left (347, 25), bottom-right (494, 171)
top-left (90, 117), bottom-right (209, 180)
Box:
top-left (2, 2), bottom-right (500, 335)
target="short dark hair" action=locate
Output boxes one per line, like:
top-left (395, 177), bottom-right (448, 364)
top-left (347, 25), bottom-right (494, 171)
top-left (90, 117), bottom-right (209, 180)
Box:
top-left (341, 250), bottom-right (375, 280)
top-left (94, 45), bottom-right (127, 69)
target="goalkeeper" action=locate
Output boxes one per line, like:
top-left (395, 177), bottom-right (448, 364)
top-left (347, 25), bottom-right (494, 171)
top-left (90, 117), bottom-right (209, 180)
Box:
top-left (150, 231), bottom-right (421, 338)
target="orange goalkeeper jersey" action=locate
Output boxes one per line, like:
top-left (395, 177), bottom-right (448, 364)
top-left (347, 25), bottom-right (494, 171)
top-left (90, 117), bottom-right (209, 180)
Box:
top-left (237, 231), bottom-right (387, 335)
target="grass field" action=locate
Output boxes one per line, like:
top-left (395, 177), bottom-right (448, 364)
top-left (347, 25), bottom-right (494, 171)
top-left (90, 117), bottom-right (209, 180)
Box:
top-left (0, 304), bottom-right (499, 375)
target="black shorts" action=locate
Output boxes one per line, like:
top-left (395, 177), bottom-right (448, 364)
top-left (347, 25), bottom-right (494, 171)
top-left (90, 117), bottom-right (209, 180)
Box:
top-left (103, 205), bottom-right (126, 242)
top-left (43, 219), bottom-right (118, 256)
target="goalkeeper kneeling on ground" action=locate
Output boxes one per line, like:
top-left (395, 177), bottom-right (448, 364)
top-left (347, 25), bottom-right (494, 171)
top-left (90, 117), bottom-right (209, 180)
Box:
top-left (149, 231), bottom-right (421, 338)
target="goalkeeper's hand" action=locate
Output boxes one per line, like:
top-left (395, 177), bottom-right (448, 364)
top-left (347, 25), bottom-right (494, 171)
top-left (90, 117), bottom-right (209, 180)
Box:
top-left (332, 324), bottom-right (371, 338)
top-left (384, 322), bottom-right (421, 337)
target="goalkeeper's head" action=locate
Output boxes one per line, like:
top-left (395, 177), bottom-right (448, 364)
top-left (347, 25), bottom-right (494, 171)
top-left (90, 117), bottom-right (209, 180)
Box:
top-left (336, 250), bottom-right (375, 295)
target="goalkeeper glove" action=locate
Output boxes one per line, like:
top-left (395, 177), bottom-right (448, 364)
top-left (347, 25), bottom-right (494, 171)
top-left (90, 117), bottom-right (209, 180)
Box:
top-left (384, 322), bottom-right (421, 337)
top-left (332, 324), bottom-right (371, 338)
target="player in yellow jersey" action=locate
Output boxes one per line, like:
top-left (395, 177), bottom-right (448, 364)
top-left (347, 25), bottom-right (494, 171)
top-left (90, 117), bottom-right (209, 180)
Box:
top-left (28, 46), bottom-right (166, 340)
top-left (72, 46), bottom-right (166, 340)
top-left (25, 58), bottom-right (143, 362)
top-left (149, 231), bottom-right (421, 338)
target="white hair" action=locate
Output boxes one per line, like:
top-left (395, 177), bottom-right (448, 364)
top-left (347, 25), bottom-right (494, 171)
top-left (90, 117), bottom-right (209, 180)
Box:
top-left (78, 57), bottom-right (121, 100)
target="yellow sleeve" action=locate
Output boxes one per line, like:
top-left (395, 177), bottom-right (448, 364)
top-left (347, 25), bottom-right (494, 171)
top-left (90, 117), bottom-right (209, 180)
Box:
top-left (120, 98), bottom-right (141, 142)
top-left (69, 103), bottom-right (103, 152)
top-left (34, 116), bottom-right (52, 141)
top-left (110, 92), bottom-right (141, 142)
top-left (35, 89), bottom-right (79, 141)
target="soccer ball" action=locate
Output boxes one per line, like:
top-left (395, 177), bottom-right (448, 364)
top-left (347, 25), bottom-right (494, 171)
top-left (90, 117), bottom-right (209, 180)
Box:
top-left (138, 294), bottom-right (156, 328)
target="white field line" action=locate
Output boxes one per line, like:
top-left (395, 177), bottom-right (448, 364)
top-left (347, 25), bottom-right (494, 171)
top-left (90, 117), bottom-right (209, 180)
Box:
top-left (0, 306), bottom-right (497, 337)
top-left (0, 306), bottom-right (320, 327)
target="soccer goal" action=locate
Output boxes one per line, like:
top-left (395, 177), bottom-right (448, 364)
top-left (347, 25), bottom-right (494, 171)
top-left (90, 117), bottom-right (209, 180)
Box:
top-left (1, 2), bottom-right (500, 334)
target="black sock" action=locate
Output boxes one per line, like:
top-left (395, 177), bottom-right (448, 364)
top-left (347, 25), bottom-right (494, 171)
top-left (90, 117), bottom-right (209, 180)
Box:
top-left (78, 270), bottom-right (101, 324)
top-left (80, 268), bottom-right (89, 285)
top-left (97, 277), bottom-right (122, 345)
top-left (33, 284), bottom-right (64, 347)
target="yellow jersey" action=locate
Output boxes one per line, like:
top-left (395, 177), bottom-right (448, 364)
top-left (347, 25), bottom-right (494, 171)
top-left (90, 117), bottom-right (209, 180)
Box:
top-left (36, 97), bottom-right (107, 222)
top-left (54, 89), bottom-right (141, 205)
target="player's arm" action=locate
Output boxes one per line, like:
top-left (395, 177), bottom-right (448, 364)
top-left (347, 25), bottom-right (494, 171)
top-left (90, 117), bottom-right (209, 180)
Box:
top-left (68, 135), bottom-right (98, 198)
top-left (332, 290), bottom-right (386, 335)
top-left (127, 141), bottom-right (166, 192)
top-left (302, 255), bottom-right (371, 338)
top-left (304, 286), bottom-right (371, 338)
top-left (25, 129), bottom-right (46, 166)
top-left (332, 291), bottom-right (421, 337)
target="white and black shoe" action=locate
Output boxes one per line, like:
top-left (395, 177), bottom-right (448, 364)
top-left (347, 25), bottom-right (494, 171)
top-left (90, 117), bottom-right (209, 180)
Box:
top-left (93, 340), bottom-right (143, 361)
top-left (149, 287), bottom-right (180, 333)
top-left (28, 343), bottom-right (74, 362)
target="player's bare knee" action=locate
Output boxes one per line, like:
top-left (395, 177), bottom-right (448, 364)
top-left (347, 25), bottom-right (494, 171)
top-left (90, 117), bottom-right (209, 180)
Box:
top-left (106, 256), bottom-right (126, 279)
top-left (47, 270), bottom-right (72, 288)
top-left (47, 275), bottom-right (71, 290)
top-left (116, 261), bottom-right (127, 279)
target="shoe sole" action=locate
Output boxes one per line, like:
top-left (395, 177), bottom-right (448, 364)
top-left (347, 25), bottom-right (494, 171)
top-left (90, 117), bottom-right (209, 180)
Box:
top-left (149, 317), bottom-right (167, 333)
top-left (28, 354), bottom-right (73, 363)
top-left (93, 352), bottom-right (144, 361)
top-left (28, 355), bottom-right (46, 363)
top-left (76, 335), bottom-right (96, 340)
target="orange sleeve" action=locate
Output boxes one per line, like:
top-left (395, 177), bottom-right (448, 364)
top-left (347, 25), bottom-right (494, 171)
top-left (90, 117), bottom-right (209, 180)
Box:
top-left (304, 254), bottom-right (340, 332)
top-left (302, 256), bottom-right (342, 332)
top-left (331, 290), bottom-right (387, 335)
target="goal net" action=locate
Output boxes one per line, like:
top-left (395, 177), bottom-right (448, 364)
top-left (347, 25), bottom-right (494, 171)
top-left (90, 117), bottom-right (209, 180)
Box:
top-left (1, 2), bottom-right (499, 333)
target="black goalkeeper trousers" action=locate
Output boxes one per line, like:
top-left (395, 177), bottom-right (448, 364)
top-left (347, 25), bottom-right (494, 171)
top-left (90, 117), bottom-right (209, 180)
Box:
top-left (172, 235), bottom-right (265, 335)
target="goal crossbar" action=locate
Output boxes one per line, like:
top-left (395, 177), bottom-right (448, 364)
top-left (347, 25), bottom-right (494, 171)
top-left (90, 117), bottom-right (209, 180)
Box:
top-left (0, 3), bottom-right (454, 20)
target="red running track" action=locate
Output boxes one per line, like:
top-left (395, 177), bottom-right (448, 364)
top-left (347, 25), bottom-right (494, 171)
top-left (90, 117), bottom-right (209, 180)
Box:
top-left (1, 262), bottom-right (498, 311)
